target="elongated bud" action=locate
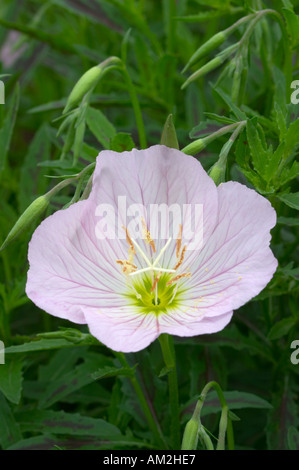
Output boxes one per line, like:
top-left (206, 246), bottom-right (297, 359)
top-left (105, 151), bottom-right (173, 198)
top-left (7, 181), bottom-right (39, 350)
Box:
top-left (0, 196), bottom-right (49, 251)
top-left (182, 13), bottom-right (254, 72)
top-left (183, 31), bottom-right (227, 72)
top-left (63, 57), bottom-right (122, 114)
top-left (182, 121), bottom-right (243, 156)
top-left (181, 418), bottom-right (199, 450)
top-left (0, 177), bottom-right (76, 251)
top-left (208, 121), bottom-right (246, 184)
top-left (161, 114), bottom-right (179, 149)
top-left (182, 43), bottom-right (239, 90)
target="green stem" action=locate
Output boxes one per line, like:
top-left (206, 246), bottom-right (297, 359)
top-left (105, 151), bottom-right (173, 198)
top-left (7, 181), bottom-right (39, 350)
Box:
top-left (196, 381), bottom-right (234, 450)
top-left (121, 64), bottom-right (147, 149)
top-left (115, 352), bottom-right (167, 449)
top-left (159, 334), bottom-right (180, 449)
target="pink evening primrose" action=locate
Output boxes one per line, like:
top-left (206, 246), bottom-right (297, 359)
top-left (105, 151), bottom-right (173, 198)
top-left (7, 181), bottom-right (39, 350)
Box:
top-left (26, 145), bottom-right (278, 352)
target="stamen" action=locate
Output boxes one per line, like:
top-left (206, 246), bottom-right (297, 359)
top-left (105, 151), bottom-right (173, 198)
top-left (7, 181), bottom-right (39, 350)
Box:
top-left (141, 217), bottom-right (156, 252)
top-left (166, 272), bottom-right (191, 286)
top-left (122, 225), bottom-right (136, 255)
top-left (116, 259), bottom-right (137, 275)
top-left (176, 224), bottom-right (182, 258)
top-left (151, 272), bottom-right (161, 293)
top-left (174, 245), bottom-right (187, 270)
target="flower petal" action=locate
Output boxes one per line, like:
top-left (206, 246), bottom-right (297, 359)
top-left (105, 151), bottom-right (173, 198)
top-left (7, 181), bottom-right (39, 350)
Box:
top-left (26, 200), bottom-right (129, 324)
top-left (83, 307), bottom-right (160, 352)
top-left (185, 181), bottom-right (277, 315)
top-left (89, 145), bottom-right (218, 268)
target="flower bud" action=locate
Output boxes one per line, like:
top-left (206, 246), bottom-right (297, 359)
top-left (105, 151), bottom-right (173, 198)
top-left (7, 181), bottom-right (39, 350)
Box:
top-left (63, 57), bottom-right (122, 114)
top-left (63, 66), bottom-right (102, 114)
top-left (181, 43), bottom-right (239, 89)
top-left (0, 196), bottom-right (49, 251)
top-left (183, 31), bottom-right (227, 72)
top-left (181, 418), bottom-right (199, 450)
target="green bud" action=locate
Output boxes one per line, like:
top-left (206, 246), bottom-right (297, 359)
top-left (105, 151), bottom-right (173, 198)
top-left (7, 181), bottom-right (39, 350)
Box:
top-left (0, 175), bottom-right (80, 251)
top-left (181, 138), bottom-right (206, 156)
top-left (63, 57), bottom-right (122, 114)
top-left (181, 418), bottom-right (199, 450)
top-left (183, 31), bottom-right (227, 72)
top-left (161, 114), bottom-right (179, 149)
top-left (0, 196), bottom-right (49, 251)
top-left (63, 66), bottom-right (102, 114)
top-left (181, 43), bottom-right (239, 90)
top-left (208, 163), bottom-right (225, 185)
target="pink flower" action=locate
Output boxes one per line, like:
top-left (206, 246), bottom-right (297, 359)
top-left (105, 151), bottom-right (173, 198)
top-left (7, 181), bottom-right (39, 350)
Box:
top-left (26, 145), bottom-right (277, 352)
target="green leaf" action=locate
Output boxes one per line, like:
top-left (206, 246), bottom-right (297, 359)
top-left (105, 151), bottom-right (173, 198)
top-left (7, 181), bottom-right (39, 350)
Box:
top-left (277, 216), bottom-right (299, 226)
top-left (92, 365), bottom-right (135, 380)
top-left (213, 87), bottom-right (246, 121)
top-left (16, 410), bottom-right (121, 438)
top-left (86, 107), bottom-right (116, 149)
top-left (277, 192), bottom-right (299, 210)
top-left (246, 119), bottom-right (273, 180)
top-left (5, 338), bottom-right (88, 354)
top-left (38, 354), bottom-right (113, 409)
top-left (268, 318), bottom-right (296, 340)
top-left (0, 358), bottom-right (23, 404)
top-left (200, 391), bottom-right (272, 417)
top-left (161, 114), bottom-right (179, 149)
top-left (109, 132), bottom-right (135, 152)
top-left (0, 392), bottom-right (22, 449)
top-left (0, 83), bottom-right (20, 175)
top-left (282, 7), bottom-right (299, 47)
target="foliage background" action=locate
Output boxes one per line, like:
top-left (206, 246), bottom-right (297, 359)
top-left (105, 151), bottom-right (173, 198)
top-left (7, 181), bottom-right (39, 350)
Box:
top-left (0, 0), bottom-right (298, 450)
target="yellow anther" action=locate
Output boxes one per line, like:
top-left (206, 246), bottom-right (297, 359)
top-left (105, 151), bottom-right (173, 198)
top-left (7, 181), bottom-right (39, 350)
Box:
top-left (174, 245), bottom-right (187, 270)
top-left (166, 272), bottom-right (191, 286)
top-left (176, 224), bottom-right (182, 258)
top-left (116, 259), bottom-right (137, 275)
top-left (141, 217), bottom-right (156, 252)
top-left (151, 272), bottom-right (162, 293)
top-left (122, 225), bottom-right (136, 255)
